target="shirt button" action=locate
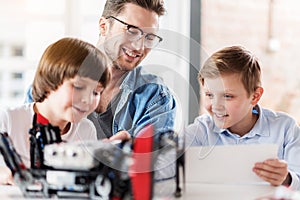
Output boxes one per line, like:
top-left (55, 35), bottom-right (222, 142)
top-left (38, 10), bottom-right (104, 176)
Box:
top-left (238, 139), bottom-right (243, 144)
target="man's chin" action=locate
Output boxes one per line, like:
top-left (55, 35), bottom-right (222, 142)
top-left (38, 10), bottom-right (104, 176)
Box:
top-left (112, 62), bottom-right (122, 70)
top-left (113, 61), bottom-right (138, 71)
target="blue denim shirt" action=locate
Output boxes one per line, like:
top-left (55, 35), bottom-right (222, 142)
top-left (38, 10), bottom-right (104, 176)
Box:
top-left (115, 66), bottom-right (177, 181)
top-left (110, 66), bottom-right (176, 138)
top-left (24, 86), bottom-right (34, 103)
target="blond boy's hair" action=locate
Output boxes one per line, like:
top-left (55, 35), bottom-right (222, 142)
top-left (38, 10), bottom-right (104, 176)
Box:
top-left (198, 46), bottom-right (261, 97)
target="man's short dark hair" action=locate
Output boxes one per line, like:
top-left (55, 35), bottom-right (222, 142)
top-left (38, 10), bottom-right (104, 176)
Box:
top-left (102, 0), bottom-right (166, 18)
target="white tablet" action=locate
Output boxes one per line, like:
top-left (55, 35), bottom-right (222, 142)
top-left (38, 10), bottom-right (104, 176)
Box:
top-left (185, 144), bottom-right (278, 184)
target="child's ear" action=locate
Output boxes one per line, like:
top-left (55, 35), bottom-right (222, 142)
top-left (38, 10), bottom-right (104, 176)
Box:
top-left (99, 17), bottom-right (109, 36)
top-left (251, 87), bottom-right (264, 105)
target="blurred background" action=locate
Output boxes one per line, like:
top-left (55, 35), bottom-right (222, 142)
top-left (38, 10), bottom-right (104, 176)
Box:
top-left (0, 0), bottom-right (299, 130)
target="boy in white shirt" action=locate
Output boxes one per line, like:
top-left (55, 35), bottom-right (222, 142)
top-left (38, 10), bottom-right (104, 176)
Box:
top-left (183, 46), bottom-right (300, 190)
top-left (0, 37), bottom-right (111, 184)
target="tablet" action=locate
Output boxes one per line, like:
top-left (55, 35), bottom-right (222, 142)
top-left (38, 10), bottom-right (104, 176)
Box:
top-left (185, 144), bottom-right (278, 184)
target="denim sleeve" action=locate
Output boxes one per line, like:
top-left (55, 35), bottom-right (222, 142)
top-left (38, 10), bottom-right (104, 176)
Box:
top-left (132, 85), bottom-right (176, 139)
top-left (149, 93), bottom-right (176, 181)
top-left (24, 85), bottom-right (34, 103)
top-left (131, 84), bottom-right (177, 181)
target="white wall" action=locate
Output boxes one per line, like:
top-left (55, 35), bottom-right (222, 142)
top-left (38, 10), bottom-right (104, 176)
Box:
top-left (143, 0), bottom-right (191, 131)
top-left (0, 1), bottom-right (191, 129)
top-left (0, 0), bottom-right (104, 107)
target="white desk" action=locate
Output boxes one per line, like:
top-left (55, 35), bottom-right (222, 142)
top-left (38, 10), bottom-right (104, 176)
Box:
top-left (154, 180), bottom-right (278, 200)
top-left (0, 185), bottom-right (24, 199)
top-left (0, 183), bottom-right (278, 200)
top-left (0, 184), bottom-right (276, 200)
top-left (177, 183), bottom-right (277, 200)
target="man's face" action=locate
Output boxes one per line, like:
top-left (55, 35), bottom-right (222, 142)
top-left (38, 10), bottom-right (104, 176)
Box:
top-left (100, 3), bottom-right (160, 71)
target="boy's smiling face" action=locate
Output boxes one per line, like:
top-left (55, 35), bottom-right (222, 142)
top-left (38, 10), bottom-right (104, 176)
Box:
top-left (203, 73), bottom-right (260, 135)
top-left (46, 75), bottom-right (103, 127)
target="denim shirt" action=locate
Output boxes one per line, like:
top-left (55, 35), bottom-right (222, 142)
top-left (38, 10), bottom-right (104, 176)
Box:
top-left (114, 66), bottom-right (177, 181)
top-left (108, 66), bottom-right (176, 138)
top-left (24, 86), bottom-right (34, 103)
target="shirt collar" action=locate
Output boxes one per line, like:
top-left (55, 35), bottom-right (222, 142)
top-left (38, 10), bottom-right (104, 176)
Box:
top-left (120, 66), bottom-right (164, 91)
top-left (120, 66), bottom-right (144, 91)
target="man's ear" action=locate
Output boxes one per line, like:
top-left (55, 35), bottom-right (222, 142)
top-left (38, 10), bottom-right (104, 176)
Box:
top-left (99, 17), bottom-right (109, 36)
top-left (251, 87), bottom-right (264, 105)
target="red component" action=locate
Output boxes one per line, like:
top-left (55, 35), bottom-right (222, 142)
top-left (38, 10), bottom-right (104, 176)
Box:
top-left (130, 125), bottom-right (154, 200)
top-left (36, 113), bottom-right (49, 125)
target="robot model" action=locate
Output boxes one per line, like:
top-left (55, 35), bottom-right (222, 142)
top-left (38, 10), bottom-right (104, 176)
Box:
top-left (0, 113), bottom-right (177, 200)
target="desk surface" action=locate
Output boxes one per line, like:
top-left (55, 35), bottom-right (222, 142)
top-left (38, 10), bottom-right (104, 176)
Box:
top-left (177, 183), bottom-right (276, 200)
top-left (0, 183), bottom-right (278, 200)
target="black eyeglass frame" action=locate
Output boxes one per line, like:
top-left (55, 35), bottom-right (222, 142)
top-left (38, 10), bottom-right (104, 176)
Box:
top-left (106, 16), bottom-right (163, 48)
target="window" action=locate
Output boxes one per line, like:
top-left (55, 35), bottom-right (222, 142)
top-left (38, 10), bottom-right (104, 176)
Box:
top-left (0, 43), bottom-right (3, 57)
top-left (11, 72), bottom-right (23, 79)
top-left (11, 90), bottom-right (23, 98)
top-left (11, 45), bottom-right (24, 57)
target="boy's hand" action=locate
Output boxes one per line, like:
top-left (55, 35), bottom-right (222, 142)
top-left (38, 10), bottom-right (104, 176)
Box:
top-left (253, 158), bottom-right (290, 186)
top-left (0, 166), bottom-right (14, 185)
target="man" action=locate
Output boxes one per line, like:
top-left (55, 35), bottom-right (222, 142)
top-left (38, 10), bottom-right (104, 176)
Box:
top-left (25, 0), bottom-right (176, 141)
top-left (89, 0), bottom-right (176, 142)
top-left (89, 1), bottom-right (177, 185)
top-left (25, 0), bottom-right (177, 181)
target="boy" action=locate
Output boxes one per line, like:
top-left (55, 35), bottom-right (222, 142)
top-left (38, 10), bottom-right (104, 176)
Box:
top-left (0, 37), bottom-right (110, 184)
top-left (183, 46), bottom-right (300, 190)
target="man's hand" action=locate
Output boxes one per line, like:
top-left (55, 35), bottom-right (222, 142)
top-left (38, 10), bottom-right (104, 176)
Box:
top-left (108, 130), bottom-right (131, 141)
top-left (253, 158), bottom-right (290, 186)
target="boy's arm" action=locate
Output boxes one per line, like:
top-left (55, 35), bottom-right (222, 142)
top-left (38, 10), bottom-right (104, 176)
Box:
top-left (282, 120), bottom-right (300, 190)
top-left (0, 166), bottom-right (14, 185)
top-left (282, 172), bottom-right (292, 186)
top-left (182, 115), bottom-right (211, 147)
top-left (286, 170), bottom-right (300, 189)
top-left (253, 117), bottom-right (300, 190)
top-left (253, 158), bottom-right (300, 190)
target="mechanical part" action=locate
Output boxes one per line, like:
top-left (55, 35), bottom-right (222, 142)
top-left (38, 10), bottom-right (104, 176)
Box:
top-left (0, 120), bottom-right (177, 199)
top-left (92, 174), bottom-right (112, 200)
top-left (28, 113), bottom-right (62, 169)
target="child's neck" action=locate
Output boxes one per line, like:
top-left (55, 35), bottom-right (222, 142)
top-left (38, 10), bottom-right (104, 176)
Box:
top-left (228, 113), bottom-right (259, 137)
top-left (33, 103), bottom-right (70, 135)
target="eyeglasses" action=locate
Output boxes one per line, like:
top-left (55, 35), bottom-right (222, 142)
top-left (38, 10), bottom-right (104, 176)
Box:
top-left (106, 16), bottom-right (163, 48)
